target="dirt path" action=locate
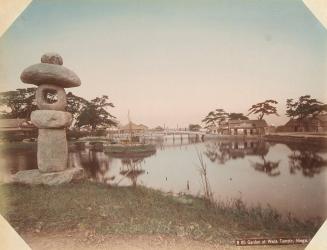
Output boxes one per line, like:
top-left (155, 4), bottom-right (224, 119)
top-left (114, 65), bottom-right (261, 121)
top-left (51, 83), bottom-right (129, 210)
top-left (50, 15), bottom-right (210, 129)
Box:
top-left (21, 232), bottom-right (306, 250)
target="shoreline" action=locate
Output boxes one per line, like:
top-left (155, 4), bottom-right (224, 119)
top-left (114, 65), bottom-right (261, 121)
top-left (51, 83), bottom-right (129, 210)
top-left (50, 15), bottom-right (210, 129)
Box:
top-left (264, 133), bottom-right (327, 146)
top-left (202, 132), bottom-right (327, 146)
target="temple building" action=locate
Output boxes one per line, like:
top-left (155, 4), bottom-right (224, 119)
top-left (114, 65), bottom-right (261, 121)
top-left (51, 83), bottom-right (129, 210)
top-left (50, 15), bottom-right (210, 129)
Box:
top-left (118, 122), bottom-right (149, 134)
top-left (208, 119), bottom-right (268, 136)
top-left (277, 114), bottom-right (327, 132)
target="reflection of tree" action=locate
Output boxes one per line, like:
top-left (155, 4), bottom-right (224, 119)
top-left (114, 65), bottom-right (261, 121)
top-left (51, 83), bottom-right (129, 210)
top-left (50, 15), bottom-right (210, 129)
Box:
top-left (119, 157), bottom-right (145, 186)
top-left (204, 142), bottom-right (230, 164)
top-left (204, 140), bottom-right (270, 165)
top-left (289, 150), bottom-right (327, 177)
top-left (250, 155), bottom-right (280, 177)
top-left (189, 135), bottom-right (203, 144)
top-left (79, 150), bottom-right (114, 184)
top-left (284, 142), bottom-right (327, 178)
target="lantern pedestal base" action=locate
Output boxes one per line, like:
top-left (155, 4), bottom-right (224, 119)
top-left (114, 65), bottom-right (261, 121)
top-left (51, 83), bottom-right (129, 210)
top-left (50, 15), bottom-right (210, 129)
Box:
top-left (11, 168), bottom-right (84, 185)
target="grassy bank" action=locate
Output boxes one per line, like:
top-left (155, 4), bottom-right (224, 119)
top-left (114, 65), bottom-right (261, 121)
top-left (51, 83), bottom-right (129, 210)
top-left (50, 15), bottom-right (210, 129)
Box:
top-left (0, 182), bottom-right (321, 244)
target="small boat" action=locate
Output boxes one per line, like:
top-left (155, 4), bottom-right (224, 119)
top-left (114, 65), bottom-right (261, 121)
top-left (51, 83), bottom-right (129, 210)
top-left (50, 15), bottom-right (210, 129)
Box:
top-left (105, 111), bottom-right (156, 157)
top-left (104, 143), bottom-right (156, 158)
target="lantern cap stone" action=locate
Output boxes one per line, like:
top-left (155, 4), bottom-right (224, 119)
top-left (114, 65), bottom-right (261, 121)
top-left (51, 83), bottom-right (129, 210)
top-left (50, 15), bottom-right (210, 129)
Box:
top-left (20, 53), bottom-right (81, 88)
top-left (41, 53), bottom-right (63, 65)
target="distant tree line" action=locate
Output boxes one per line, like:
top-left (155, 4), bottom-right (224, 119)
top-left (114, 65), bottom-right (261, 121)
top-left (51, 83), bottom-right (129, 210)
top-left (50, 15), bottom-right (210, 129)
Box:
top-left (0, 88), bottom-right (117, 130)
top-left (286, 95), bottom-right (326, 120)
top-left (202, 96), bottom-right (326, 129)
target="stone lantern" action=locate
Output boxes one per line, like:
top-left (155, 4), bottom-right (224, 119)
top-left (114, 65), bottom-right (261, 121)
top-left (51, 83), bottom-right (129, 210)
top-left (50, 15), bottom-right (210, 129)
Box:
top-left (13, 53), bottom-right (84, 185)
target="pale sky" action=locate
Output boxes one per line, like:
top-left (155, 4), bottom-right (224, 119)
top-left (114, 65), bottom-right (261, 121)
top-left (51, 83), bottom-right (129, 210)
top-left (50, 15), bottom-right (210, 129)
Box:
top-left (0, 0), bottom-right (326, 128)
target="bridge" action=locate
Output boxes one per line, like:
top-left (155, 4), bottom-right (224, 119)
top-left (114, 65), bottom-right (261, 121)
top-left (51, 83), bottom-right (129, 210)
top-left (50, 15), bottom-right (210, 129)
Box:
top-left (162, 129), bottom-right (206, 136)
top-left (113, 129), bottom-right (207, 140)
top-left (139, 129), bottom-right (206, 140)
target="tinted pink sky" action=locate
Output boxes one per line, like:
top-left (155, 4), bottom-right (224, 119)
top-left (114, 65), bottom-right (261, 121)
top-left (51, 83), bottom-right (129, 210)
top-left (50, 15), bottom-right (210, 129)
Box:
top-left (0, 0), bottom-right (326, 127)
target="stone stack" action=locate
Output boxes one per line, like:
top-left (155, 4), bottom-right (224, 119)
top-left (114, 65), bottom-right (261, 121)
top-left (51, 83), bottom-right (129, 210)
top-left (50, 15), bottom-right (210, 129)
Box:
top-left (12, 53), bottom-right (84, 185)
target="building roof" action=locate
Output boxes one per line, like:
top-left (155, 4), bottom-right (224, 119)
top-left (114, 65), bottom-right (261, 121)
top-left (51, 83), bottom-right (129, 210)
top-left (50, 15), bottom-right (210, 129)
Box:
top-left (0, 119), bottom-right (27, 128)
top-left (0, 119), bottom-right (35, 131)
top-left (119, 122), bottom-right (148, 131)
top-left (228, 119), bottom-right (268, 128)
top-left (138, 124), bottom-right (149, 129)
top-left (207, 120), bottom-right (268, 130)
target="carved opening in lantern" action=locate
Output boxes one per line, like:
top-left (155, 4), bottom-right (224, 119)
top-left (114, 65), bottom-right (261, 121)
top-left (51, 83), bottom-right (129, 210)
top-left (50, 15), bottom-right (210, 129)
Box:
top-left (35, 84), bottom-right (67, 110)
top-left (43, 89), bottom-right (58, 104)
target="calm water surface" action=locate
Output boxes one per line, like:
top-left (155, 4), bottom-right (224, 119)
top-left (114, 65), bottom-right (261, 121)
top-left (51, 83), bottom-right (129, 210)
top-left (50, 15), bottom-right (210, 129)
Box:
top-left (1, 136), bottom-right (326, 220)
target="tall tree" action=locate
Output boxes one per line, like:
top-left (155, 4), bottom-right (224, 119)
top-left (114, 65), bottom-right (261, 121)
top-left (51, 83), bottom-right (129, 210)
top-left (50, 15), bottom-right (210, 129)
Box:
top-left (0, 88), bottom-right (37, 119)
top-left (202, 111), bottom-right (216, 129)
top-left (286, 95), bottom-right (325, 120)
top-left (0, 88), bottom-right (116, 129)
top-left (66, 92), bottom-right (89, 123)
top-left (189, 124), bottom-right (201, 131)
top-left (228, 113), bottom-right (249, 120)
top-left (76, 95), bottom-right (117, 130)
top-left (202, 109), bottom-right (228, 129)
top-left (248, 99), bottom-right (278, 120)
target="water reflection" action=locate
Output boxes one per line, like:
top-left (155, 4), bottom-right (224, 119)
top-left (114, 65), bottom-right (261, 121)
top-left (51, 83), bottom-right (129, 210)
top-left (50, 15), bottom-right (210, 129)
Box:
top-left (67, 142), bottom-right (113, 184)
top-left (250, 156), bottom-right (280, 177)
top-left (70, 141), bottom-right (156, 186)
top-left (204, 140), bottom-right (269, 164)
top-left (119, 158), bottom-right (145, 187)
top-left (2, 139), bottom-right (327, 181)
top-left (152, 135), bottom-right (203, 151)
top-left (0, 143), bottom-right (37, 174)
top-left (287, 143), bottom-right (327, 178)
top-left (202, 140), bottom-right (327, 178)
top-left (204, 140), bottom-right (281, 177)
top-left (1, 137), bottom-right (327, 219)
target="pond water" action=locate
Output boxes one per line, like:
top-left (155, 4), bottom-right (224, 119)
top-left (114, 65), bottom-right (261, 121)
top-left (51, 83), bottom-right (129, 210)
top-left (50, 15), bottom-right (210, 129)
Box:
top-left (1, 136), bottom-right (326, 220)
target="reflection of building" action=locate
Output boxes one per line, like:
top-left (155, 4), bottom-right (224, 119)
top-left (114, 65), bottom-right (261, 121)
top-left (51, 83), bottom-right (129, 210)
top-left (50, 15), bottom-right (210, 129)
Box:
top-left (223, 140), bottom-right (269, 157)
top-left (277, 115), bottom-right (327, 132)
top-left (204, 139), bottom-right (281, 177)
top-left (204, 140), bottom-right (269, 164)
top-left (118, 122), bottom-right (149, 134)
top-left (0, 119), bottom-right (37, 140)
top-left (209, 120), bottom-right (268, 136)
